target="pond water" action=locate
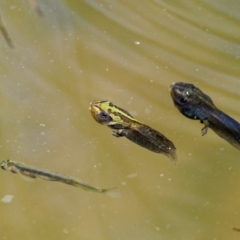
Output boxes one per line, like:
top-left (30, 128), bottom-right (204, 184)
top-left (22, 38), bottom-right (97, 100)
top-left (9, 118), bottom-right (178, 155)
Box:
top-left (1, 0), bottom-right (240, 239)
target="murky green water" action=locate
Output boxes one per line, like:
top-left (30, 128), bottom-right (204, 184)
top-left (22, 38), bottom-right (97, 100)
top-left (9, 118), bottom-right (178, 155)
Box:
top-left (1, 0), bottom-right (240, 239)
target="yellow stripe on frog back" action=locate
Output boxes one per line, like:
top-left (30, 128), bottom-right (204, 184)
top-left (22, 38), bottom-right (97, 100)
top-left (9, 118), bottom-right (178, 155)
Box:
top-left (96, 100), bottom-right (143, 124)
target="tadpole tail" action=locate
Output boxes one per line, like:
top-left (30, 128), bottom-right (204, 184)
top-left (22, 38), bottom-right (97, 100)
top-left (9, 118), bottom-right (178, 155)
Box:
top-left (101, 187), bottom-right (121, 198)
top-left (165, 149), bottom-right (177, 164)
top-left (125, 127), bottom-right (177, 163)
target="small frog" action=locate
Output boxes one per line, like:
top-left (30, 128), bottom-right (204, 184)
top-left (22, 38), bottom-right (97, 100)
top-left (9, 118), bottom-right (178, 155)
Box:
top-left (89, 100), bottom-right (177, 162)
top-left (170, 82), bottom-right (240, 150)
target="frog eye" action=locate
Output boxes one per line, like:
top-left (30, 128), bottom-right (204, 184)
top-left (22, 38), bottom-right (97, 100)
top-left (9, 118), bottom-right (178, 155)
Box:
top-left (99, 111), bottom-right (109, 118)
top-left (179, 98), bottom-right (188, 104)
top-left (98, 111), bottom-right (112, 124)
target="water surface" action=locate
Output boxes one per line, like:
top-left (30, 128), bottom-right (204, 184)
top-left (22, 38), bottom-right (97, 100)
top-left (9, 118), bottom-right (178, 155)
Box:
top-left (1, 0), bottom-right (240, 239)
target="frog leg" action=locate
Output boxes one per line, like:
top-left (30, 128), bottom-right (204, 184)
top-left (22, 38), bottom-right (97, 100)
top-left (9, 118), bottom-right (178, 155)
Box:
top-left (201, 119), bottom-right (209, 136)
top-left (112, 129), bottom-right (127, 138)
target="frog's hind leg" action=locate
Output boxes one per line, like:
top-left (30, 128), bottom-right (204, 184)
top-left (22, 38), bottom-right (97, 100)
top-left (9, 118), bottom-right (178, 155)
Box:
top-left (200, 119), bottom-right (209, 136)
top-left (112, 129), bottom-right (127, 138)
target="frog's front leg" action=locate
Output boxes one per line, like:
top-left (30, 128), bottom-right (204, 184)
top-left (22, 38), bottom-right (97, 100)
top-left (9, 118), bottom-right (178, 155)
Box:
top-left (200, 119), bottom-right (209, 136)
top-left (112, 129), bottom-right (128, 138)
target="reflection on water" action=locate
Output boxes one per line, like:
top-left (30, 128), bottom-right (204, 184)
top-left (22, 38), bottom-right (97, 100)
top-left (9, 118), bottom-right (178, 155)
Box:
top-left (1, 0), bottom-right (240, 239)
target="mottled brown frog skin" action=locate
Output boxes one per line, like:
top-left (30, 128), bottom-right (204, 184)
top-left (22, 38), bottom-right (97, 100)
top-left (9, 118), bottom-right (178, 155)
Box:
top-left (89, 100), bottom-right (177, 162)
top-left (170, 82), bottom-right (240, 150)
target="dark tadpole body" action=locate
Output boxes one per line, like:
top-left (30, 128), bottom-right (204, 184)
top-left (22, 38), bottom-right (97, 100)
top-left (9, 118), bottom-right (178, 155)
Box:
top-left (170, 82), bottom-right (240, 150)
